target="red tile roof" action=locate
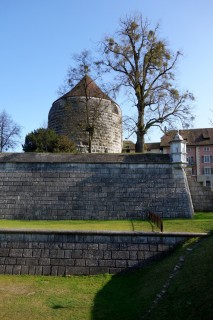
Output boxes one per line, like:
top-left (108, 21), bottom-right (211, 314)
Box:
top-left (160, 128), bottom-right (213, 147)
top-left (146, 142), bottom-right (161, 151)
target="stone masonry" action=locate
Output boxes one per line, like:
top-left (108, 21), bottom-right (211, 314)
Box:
top-left (48, 75), bottom-right (122, 153)
top-left (0, 230), bottom-right (206, 276)
top-left (0, 153), bottom-right (193, 220)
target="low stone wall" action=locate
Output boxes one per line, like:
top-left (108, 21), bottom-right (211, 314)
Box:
top-left (0, 153), bottom-right (193, 219)
top-left (0, 230), bottom-right (206, 276)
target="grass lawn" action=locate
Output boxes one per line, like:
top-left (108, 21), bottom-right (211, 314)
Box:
top-left (0, 212), bottom-right (212, 233)
top-left (0, 234), bottom-right (212, 320)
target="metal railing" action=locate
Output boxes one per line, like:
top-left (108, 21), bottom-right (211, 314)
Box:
top-left (147, 211), bottom-right (163, 232)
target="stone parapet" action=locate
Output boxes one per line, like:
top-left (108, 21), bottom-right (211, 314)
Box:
top-left (0, 152), bottom-right (171, 163)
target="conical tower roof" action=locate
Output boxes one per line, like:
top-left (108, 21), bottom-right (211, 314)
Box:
top-left (58, 75), bottom-right (112, 101)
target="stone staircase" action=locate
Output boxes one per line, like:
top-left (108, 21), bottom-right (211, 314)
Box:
top-left (186, 172), bottom-right (213, 211)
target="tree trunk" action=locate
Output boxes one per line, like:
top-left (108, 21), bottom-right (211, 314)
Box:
top-left (135, 131), bottom-right (145, 153)
top-left (88, 132), bottom-right (92, 153)
top-left (135, 103), bottom-right (145, 153)
top-left (87, 127), bottom-right (94, 153)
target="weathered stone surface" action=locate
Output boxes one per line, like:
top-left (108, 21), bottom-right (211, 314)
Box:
top-left (48, 96), bottom-right (122, 153)
top-left (0, 153), bottom-right (194, 219)
top-left (0, 230), bottom-right (206, 276)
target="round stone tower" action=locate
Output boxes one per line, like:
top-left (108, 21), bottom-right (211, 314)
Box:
top-left (48, 75), bottom-right (122, 153)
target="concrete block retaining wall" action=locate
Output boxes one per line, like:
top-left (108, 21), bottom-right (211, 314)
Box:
top-left (0, 230), bottom-right (206, 276)
top-left (0, 153), bottom-right (193, 219)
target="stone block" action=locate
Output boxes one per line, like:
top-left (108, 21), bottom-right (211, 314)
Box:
top-left (129, 251), bottom-right (138, 260)
top-left (5, 265), bottom-right (13, 274)
top-left (158, 244), bottom-right (170, 252)
top-left (57, 266), bottom-right (66, 276)
top-left (83, 250), bottom-right (103, 259)
top-left (41, 249), bottom-right (50, 257)
top-left (87, 243), bottom-right (99, 250)
top-left (57, 250), bottom-right (65, 259)
top-left (16, 258), bottom-right (25, 265)
top-left (20, 265), bottom-right (29, 275)
top-left (89, 267), bottom-right (109, 275)
top-left (75, 243), bottom-right (88, 250)
top-left (39, 258), bottom-right (50, 266)
top-left (0, 248), bottom-right (9, 256)
top-left (65, 259), bottom-right (75, 266)
top-left (71, 250), bottom-right (83, 259)
top-left (115, 260), bottom-right (127, 268)
top-left (28, 266), bottom-right (36, 275)
top-left (42, 266), bottom-right (51, 276)
top-left (13, 265), bottom-right (21, 275)
top-left (137, 251), bottom-right (145, 260)
top-left (112, 251), bottom-right (129, 260)
top-left (50, 258), bottom-right (65, 266)
top-left (109, 267), bottom-right (122, 274)
top-left (25, 258), bottom-right (38, 266)
top-left (5, 257), bottom-right (16, 265)
top-left (149, 245), bottom-right (158, 252)
top-left (0, 265), bottom-right (5, 273)
top-left (9, 249), bottom-right (23, 257)
top-left (107, 243), bottom-right (120, 251)
top-left (51, 266), bottom-right (59, 276)
top-left (103, 251), bottom-right (111, 259)
top-left (85, 259), bottom-right (98, 267)
top-left (49, 250), bottom-right (58, 258)
top-left (64, 250), bottom-right (72, 259)
top-left (23, 249), bottom-right (33, 258)
top-left (0, 258), bottom-right (5, 264)
top-left (66, 266), bottom-right (89, 275)
top-left (127, 260), bottom-right (140, 268)
top-left (32, 249), bottom-right (42, 258)
top-left (99, 260), bottom-right (115, 267)
top-left (98, 244), bottom-right (108, 250)
top-left (132, 236), bottom-right (148, 244)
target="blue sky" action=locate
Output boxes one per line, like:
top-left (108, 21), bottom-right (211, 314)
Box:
top-left (0, 0), bottom-right (213, 151)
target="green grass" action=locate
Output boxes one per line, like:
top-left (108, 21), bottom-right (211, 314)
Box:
top-left (0, 212), bottom-right (212, 233)
top-left (0, 234), bottom-right (212, 320)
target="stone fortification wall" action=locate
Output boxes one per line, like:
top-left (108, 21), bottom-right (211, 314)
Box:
top-left (0, 153), bottom-right (193, 220)
top-left (0, 229), bottom-right (205, 276)
top-left (186, 172), bottom-right (213, 211)
top-left (48, 97), bottom-right (122, 153)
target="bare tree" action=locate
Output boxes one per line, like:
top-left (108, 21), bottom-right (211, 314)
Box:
top-left (100, 14), bottom-right (194, 152)
top-left (0, 109), bottom-right (21, 152)
top-left (59, 50), bottom-right (111, 153)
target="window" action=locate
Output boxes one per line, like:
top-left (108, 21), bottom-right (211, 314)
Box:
top-left (204, 155), bottom-right (210, 163)
top-left (203, 147), bottom-right (210, 151)
top-left (206, 181), bottom-right (211, 187)
top-left (201, 155), bottom-right (213, 163)
top-left (112, 105), bottom-right (119, 115)
top-left (187, 156), bottom-right (194, 165)
top-left (204, 167), bottom-right (211, 175)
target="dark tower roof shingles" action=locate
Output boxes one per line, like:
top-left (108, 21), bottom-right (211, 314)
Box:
top-left (56, 75), bottom-right (113, 102)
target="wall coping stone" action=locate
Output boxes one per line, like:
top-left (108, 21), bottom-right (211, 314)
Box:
top-left (0, 152), bottom-right (171, 164)
top-left (0, 229), bottom-right (208, 237)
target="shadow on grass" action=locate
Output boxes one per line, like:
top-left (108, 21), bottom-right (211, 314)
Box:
top-left (91, 267), bottom-right (157, 320)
